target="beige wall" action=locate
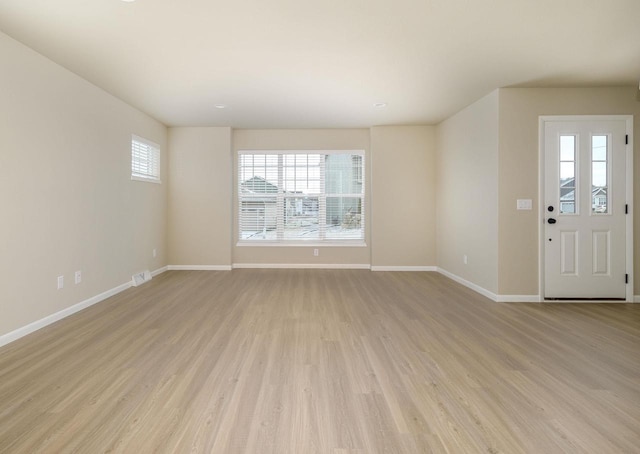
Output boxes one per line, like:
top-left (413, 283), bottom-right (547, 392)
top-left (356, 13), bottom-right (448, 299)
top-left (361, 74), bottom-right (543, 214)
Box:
top-left (436, 91), bottom-right (499, 293)
top-left (168, 126), bottom-right (439, 268)
top-left (3, 27), bottom-right (634, 344)
top-left (370, 126), bottom-right (436, 267)
top-left (0, 32), bottom-right (167, 338)
top-left (232, 129), bottom-right (371, 265)
top-left (498, 87), bottom-right (639, 295)
top-left (168, 127), bottom-right (232, 267)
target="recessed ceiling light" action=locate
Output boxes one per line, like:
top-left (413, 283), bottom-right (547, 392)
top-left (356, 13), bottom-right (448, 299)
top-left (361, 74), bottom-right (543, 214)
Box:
top-left (214, 104), bottom-right (226, 109)
top-left (121, 0), bottom-right (136, 3)
top-left (374, 102), bottom-right (387, 108)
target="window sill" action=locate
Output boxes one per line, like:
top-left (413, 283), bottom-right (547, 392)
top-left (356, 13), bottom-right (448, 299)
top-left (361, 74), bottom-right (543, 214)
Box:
top-left (236, 241), bottom-right (367, 248)
top-left (131, 176), bottom-right (162, 184)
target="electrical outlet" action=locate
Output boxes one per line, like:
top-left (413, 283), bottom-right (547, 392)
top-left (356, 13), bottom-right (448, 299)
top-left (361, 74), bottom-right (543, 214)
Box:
top-left (463, 255), bottom-right (468, 265)
top-left (75, 270), bottom-right (82, 284)
top-left (153, 248), bottom-right (157, 258)
top-left (57, 275), bottom-right (64, 290)
top-left (313, 248), bottom-right (319, 257)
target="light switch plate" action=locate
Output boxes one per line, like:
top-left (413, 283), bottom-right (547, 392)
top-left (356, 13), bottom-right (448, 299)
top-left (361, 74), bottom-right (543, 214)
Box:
top-left (516, 199), bottom-right (533, 210)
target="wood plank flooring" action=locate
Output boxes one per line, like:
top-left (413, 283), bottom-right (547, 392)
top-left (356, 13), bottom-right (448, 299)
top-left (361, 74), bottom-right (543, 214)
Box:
top-left (0, 270), bottom-right (638, 453)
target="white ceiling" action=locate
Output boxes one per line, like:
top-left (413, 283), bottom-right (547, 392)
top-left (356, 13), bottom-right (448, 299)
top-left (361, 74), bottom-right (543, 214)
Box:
top-left (1, 0), bottom-right (639, 128)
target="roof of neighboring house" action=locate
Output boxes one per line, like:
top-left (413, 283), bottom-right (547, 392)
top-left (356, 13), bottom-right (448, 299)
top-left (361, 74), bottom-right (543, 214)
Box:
top-left (560, 190), bottom-right (575, 201)
top-left (560, 178), bottom-right (575, 188)
top-left (560, 186), bottom-right (607, 202)
top-left (241, 176), bottom-right (278, 194)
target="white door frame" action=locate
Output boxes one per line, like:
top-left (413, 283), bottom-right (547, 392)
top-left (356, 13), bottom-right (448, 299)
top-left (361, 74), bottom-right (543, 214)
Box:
top-left (538, 115), bottom-right (634, 302)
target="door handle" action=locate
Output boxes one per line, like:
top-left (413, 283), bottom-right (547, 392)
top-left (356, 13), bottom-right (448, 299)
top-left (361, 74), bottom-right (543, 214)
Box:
top-left (548, 218), bottom-right (557, 224)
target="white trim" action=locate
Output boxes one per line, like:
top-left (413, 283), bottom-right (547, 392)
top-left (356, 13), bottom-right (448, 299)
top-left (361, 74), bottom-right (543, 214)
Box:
top-left (371, 266), bottom-right (437, 272)
top-left (131, 175), bottom-right (162, 184)
top-left (237, 150), bottom-right (366, 245)
top-left (496, 295), bottom-right (541, 303)
top-left (167, 265), bottom-right (233, 271)
top-left (625, 116), bottom-right (634, 301)
top-left (232, 263), bottom-right (371, 270)
top-left (436, 267), bottom-right (499, 302)
top-left (538, 117), bottom-right (546, 302)
top-left (539, 115), bottom-right (634, 302)
top-left (435, 269), bottom-right (541, 303)
top-left (0, 265), bottom-right (171, 348)
top-left (0, 281), bottom-right (132, 348)
top-left (151, 266), bottom-right (168, 277)
top-left (542, 299), bottom-right (630, 303)
top-left (238, 149), bottom-right (364, 156)
top-left (236, 242), bottom-right (367, 248)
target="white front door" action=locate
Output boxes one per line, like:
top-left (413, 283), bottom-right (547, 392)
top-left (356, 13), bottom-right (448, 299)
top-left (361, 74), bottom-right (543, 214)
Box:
top-left (543, 118), bottom-right (628, 299)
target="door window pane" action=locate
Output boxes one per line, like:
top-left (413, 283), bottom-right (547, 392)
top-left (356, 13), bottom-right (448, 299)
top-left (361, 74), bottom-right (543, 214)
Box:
top-left (592, 135), bottom-right (608, 214)
top-left (560, 136), bottom-right (575, 161)
top-left (559, 135), bottom-right (576, 214)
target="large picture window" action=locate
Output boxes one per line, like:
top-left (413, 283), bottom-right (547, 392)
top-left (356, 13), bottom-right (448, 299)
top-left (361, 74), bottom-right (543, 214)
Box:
top-left (238, 150), bottom-right (365, 244)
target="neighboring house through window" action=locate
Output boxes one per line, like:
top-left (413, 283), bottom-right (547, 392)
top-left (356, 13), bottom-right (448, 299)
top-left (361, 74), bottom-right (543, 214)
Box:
top-left (559, 176), bottom-right (609, 214)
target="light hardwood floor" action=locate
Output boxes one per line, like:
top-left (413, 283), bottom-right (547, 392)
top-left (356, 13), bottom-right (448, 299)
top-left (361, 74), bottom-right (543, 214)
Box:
top-left (0, 270), bottom-right (638, 453)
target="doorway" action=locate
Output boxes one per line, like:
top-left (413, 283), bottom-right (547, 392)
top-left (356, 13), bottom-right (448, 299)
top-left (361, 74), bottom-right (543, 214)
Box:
top-left (540, 116), bottom-right (633, 301)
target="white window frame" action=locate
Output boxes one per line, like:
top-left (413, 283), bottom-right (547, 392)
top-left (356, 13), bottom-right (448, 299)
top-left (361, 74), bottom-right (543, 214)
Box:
top-left (131, 135), bottom-right (161, 183)
top-left (237, 150), bottom-right (365, 246)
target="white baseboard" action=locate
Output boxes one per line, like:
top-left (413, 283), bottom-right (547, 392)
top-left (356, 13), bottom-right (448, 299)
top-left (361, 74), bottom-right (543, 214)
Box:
top-left (371, 266), bottom-right (437, 272)
top-left (151, 266), bottom-right (168, 277)
top-left (437, 268), bottom-right (640, 304)
top-left (232, 263), bottom-right (371, 270)
top-left (9, 263), bottom-right (610, 350)
top-left (0, 265), bottom-right (170, 349)
top-left (541, 299), bottom-right (631, 303)
top-left (436, 267), bottom-right (499, 302)
top-left (496, 295), bottom-right (541, 303)
top-left (0, 280), bottom-right (131, 349)
top-left (168, 265), bottom-right (232, 271)
top-left (435, 268), bottom-right (543, 303)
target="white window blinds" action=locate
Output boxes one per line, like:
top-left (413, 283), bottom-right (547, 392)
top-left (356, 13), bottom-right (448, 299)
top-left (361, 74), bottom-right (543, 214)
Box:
top-left (238, 150), bottom-right (365, 243)
top-left (131, 135), bottom-right (160, 183)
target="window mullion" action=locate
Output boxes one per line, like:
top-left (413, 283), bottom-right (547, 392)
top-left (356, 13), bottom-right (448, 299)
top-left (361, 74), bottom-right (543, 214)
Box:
top-left (319, 154), bottom-right (326, 240)
top-left (277, 155), bottom-right (284, 240)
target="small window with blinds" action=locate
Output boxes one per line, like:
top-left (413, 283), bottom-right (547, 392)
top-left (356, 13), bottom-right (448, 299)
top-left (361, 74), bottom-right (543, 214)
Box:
top-left (131, 135), bottom-right (161, 183)
top-left (238, 150), bottom-right (365, 244)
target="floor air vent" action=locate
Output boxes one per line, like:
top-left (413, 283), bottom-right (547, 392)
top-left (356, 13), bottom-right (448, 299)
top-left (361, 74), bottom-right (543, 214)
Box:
top-left (132, 270), bottom-right (152, 287)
